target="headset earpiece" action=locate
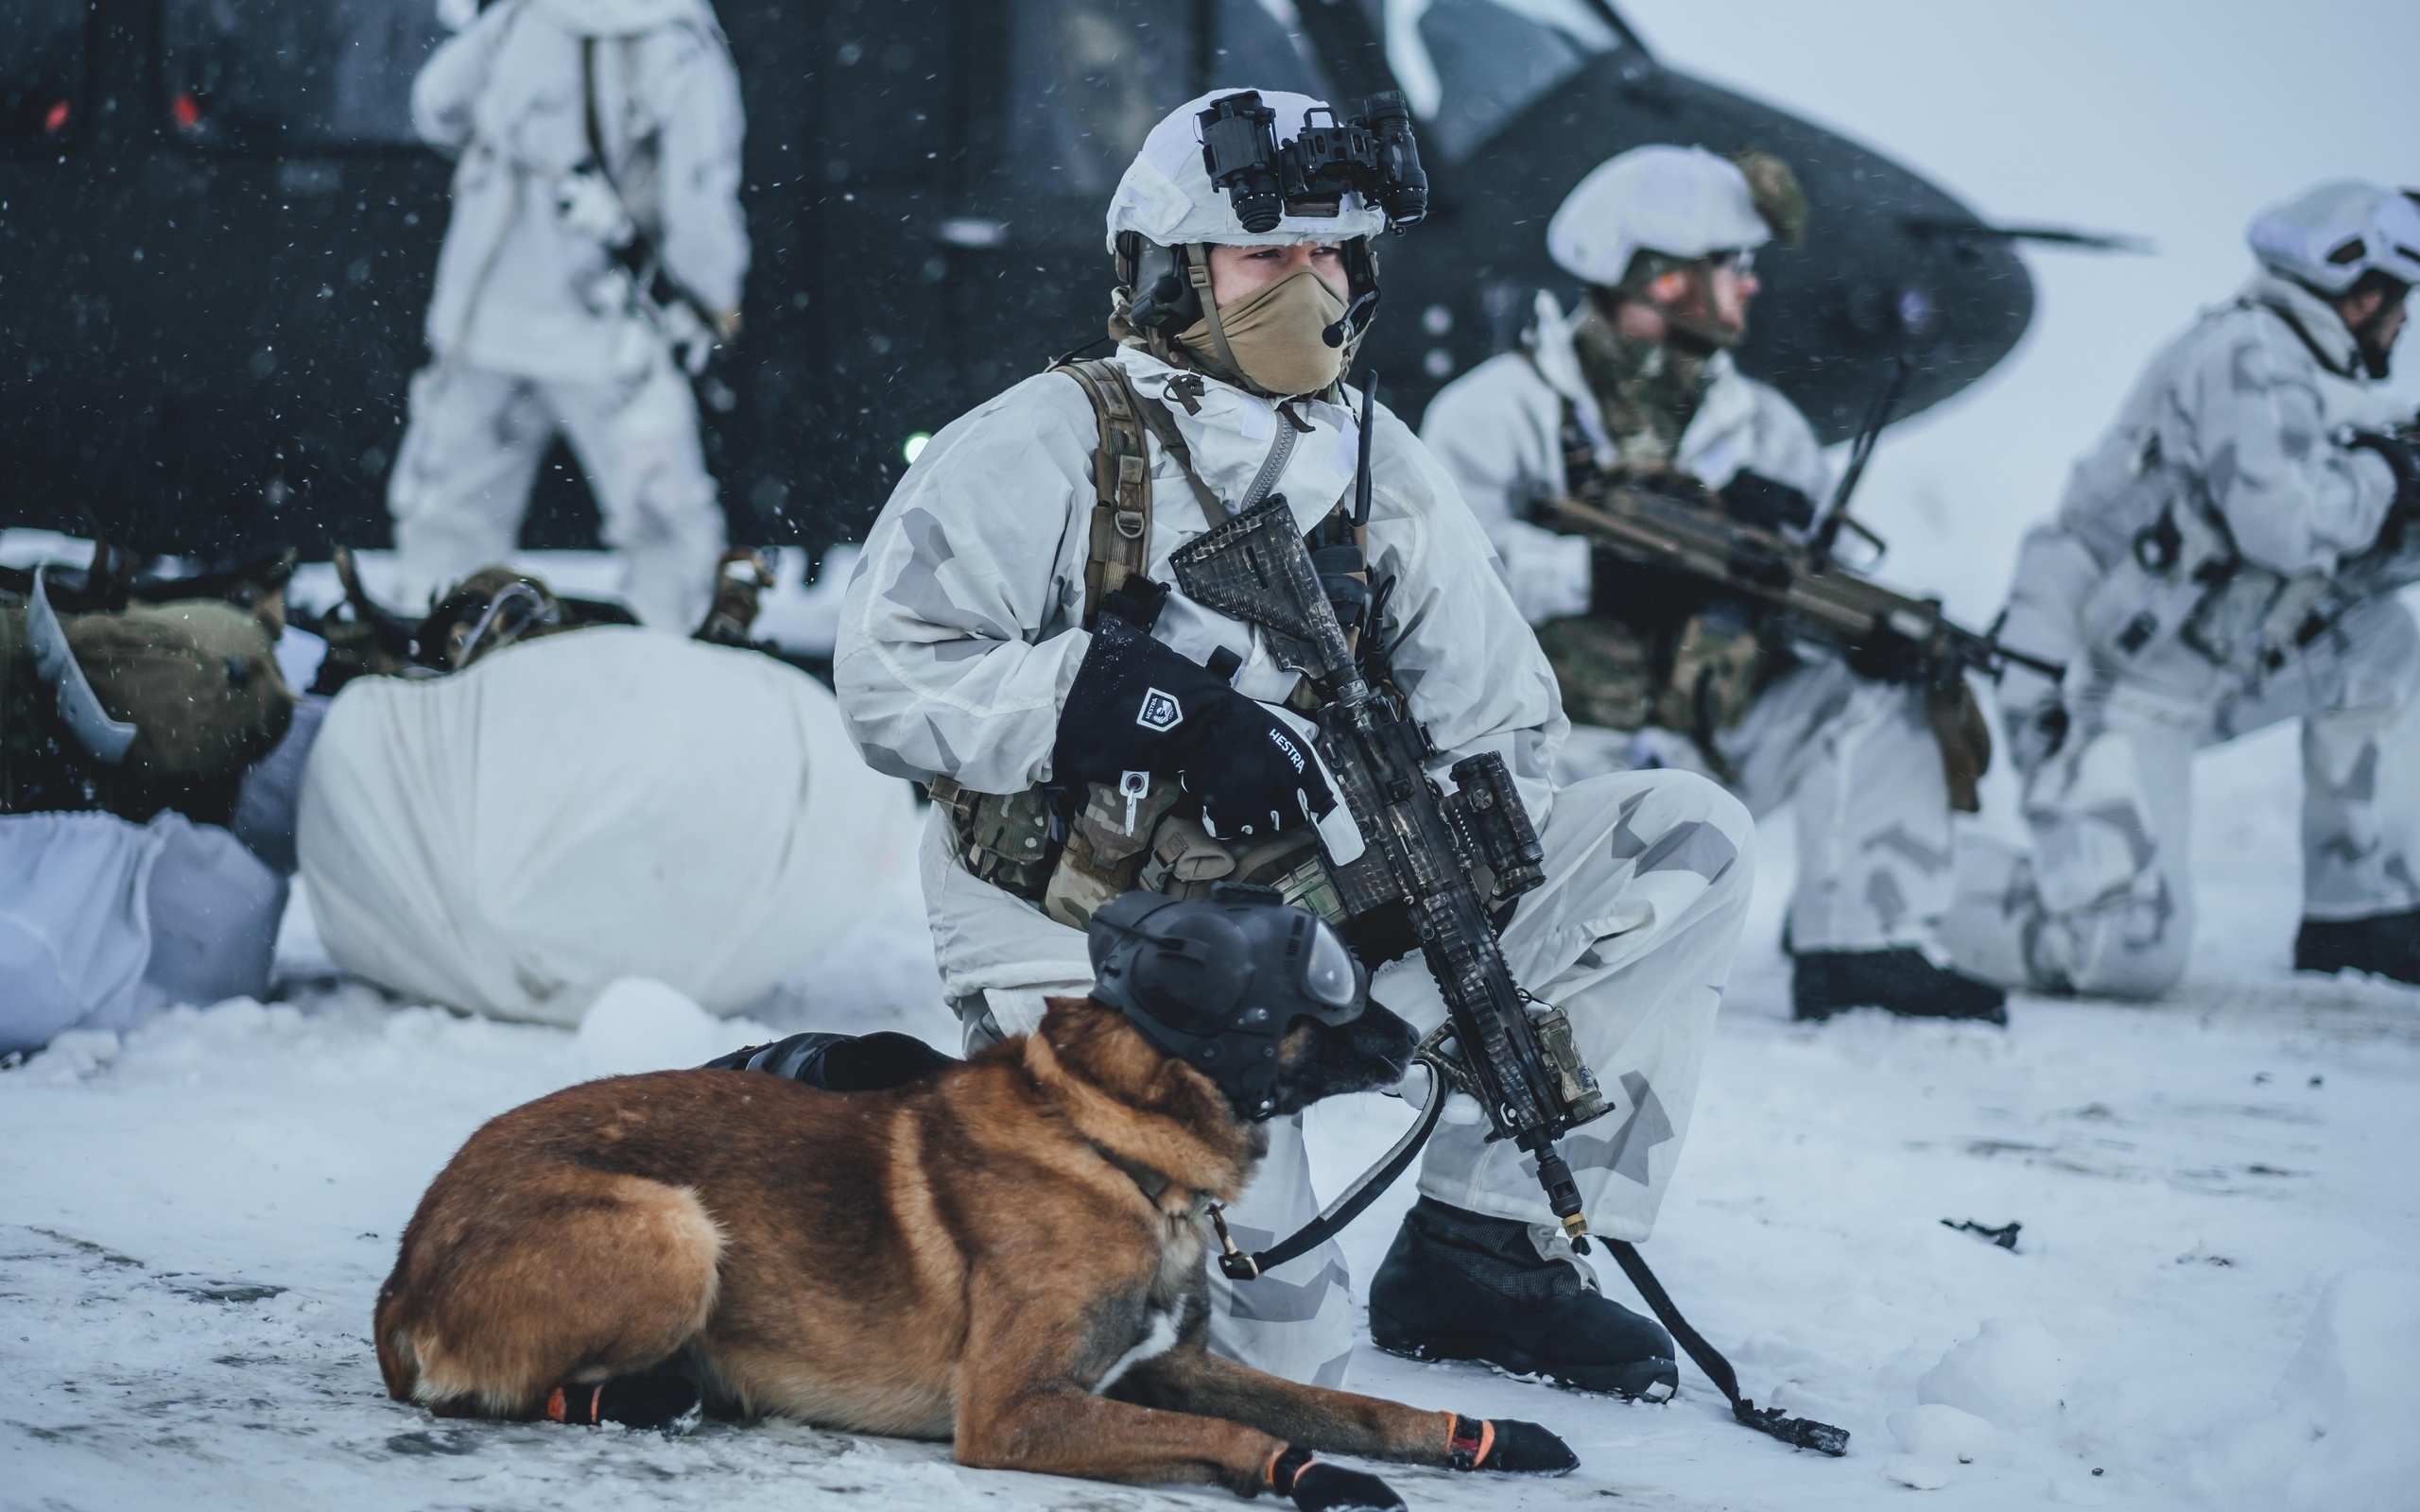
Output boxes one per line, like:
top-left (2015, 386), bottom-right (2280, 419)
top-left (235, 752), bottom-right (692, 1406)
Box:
top-left (1125, 239), bottom-right (1202, 334)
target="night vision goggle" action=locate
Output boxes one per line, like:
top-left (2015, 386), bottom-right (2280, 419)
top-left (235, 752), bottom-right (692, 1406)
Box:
top-left (1197, 89), bottom-right (1429, 235)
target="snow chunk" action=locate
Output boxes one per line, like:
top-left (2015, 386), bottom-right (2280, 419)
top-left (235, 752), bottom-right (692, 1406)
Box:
top-left (1917, 1319), bottom-right (2074, 1432)
top-left (1889, 1401), bottom-right (2000, 1463)
top-left (1884, 1454), bottom-right (1957, 1489)
top-left (575, 978), bottom-right (729, 1075)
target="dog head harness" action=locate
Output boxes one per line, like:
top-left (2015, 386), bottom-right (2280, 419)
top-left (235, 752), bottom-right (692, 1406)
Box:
top-left (1087, 884), bottom-right (1369, 1122)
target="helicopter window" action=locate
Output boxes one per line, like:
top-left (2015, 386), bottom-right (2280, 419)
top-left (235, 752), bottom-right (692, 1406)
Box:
top-left (1007, 0), bottom-right (1195, 201)
top-left (1388, 0), bottom-right (1619, 163)
top-left (159, 0), bottom-right (447, 153)
top-left (2, 0), bottom-right (85, 145)
top-left (1209, 0), bottom-right (1333, 102)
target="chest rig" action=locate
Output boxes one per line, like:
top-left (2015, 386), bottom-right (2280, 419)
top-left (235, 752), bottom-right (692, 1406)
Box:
top-left (931, 358), bottom-right (1371, 932)
top-left (1533, 372), bottom-right (1772, 757)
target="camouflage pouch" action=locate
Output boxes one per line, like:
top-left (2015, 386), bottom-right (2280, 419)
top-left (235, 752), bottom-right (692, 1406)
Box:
top-left (1138, 812), bottom-right (1349, 927)
top-left (1656, 604), bottom-right (1765, 739)
top-left (1043, 774), bottom-right (1184, 930)
top-left (1533, 613), bottom-right (1655, 730)
top-left (62, 599), bottom-right (295, 779)
top-left (932, 778), bottom-right (1061, 902)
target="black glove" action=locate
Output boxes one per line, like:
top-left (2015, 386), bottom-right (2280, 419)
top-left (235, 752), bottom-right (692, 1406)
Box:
top-left (1445, 1415), bottom-right (1580, 1474)
top-left (1718, 468), bottom-right (1818, 534)
top-left (1055, 611), bottom-right (1335, 840)
top-left (2345, 428), bottom-right (2420, 554)
top-left (1270, 1448), bottom-right (1405, 1511)
top-left (1311, 542), bottom-right (1371, 638)
top-left (2008, 696), bottom-right (2069, 772)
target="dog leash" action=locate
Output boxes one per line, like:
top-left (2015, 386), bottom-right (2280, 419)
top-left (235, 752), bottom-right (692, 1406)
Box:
top-left (1207, 1051), bottom-right (1453, 1282)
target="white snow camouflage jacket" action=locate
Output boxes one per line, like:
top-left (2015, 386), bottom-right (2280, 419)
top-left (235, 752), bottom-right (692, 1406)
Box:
top-left (1419, 291), bottom-right (1827, 625)
top-left (412, 0), bottom-right (746, 382)
top-left (837, 344), bottom-right (1567, 819)
top-left (1999, 271), bottom-right (2411, 711)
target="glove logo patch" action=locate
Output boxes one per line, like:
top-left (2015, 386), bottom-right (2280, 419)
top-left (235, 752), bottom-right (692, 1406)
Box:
top-left (1136, 688), bottom-right (1184, 733)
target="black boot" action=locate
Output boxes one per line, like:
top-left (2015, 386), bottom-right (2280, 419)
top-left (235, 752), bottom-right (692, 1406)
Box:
top-left (1367, 1197), bottom-right (1677, 1400)
top-left (2295, 909), bottom-right (2420, 986)
top-left (1793, 949), bottom-right (2007, 1024)
top-left (702, 1030), bottom-right (953, 1090)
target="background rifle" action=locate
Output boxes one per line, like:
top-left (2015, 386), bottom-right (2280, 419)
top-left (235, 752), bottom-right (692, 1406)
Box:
top-left (1170, 381), bottom-right (1609, 1253)
top-left (1545, 477), bottom-right (2063, 693)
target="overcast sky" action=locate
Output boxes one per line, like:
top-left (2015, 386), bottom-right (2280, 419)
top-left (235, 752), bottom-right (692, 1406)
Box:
top-left (1617, 0), bottom-right (2420, 617)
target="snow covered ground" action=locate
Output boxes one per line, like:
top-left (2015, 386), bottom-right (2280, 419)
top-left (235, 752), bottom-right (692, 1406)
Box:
top-left (6, 713), bottom-right (2417, 1512)
top-left (9, 7), bottom-right (2420, 1507)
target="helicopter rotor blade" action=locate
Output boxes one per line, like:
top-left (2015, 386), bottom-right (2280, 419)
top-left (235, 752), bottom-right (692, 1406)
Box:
top-left (1902, 215), bottom-right (2153, 254)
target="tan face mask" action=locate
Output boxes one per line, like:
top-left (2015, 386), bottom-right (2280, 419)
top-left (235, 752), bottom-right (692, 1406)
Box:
top-left (1180, 266), bottom-right (1350, 397)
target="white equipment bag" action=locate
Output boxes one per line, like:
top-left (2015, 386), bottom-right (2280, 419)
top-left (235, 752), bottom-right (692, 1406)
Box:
top-left (299, 627), bottom-right (916, 1023)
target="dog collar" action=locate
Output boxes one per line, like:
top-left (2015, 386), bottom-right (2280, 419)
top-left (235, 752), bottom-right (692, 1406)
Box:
top-left (1086, 1140), bottom-right (1186, 1211)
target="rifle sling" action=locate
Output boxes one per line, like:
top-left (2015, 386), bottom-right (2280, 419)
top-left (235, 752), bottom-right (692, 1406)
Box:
top-left (579, 37), bottom-right (717, 329)
top-left (1602, 1238), bottom-right (1850, 1456)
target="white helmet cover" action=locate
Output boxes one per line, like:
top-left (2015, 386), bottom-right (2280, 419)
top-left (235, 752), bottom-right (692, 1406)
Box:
top-left (2247, 180), bottom-right (2420, 296)
top-left (1104, 90), bottom-right (1389, 253)
top-left (1547, 145), bottom-right (1771, 287)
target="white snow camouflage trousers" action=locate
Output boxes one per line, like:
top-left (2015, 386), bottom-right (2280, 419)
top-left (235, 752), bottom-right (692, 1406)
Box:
top-left (1944, 592), bottom-right (2420, 999)
top-left (387, 353), bottom-right (725, 632)
top-left (1560, 658), bottom-right (1958, 954)
top-left (928, 765), bottom-right (1753, 1385)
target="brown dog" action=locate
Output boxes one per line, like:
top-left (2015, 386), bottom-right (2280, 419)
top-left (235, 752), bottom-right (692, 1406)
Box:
top-left (374, 993), bottom-right (1577, 1507)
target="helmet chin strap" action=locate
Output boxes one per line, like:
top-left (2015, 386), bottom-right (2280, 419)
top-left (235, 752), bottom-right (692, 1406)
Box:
top-left (1184, 244), bottom-right (1245, 379)
top-left (2350, 297), bottom-right (2402, 380)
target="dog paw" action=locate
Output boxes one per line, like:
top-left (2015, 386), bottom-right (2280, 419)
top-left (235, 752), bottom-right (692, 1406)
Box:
top-left (1273, 1449), bottom-right (1406, 1511)
top-left (1447, 1415), bottom-right (1578, 1474)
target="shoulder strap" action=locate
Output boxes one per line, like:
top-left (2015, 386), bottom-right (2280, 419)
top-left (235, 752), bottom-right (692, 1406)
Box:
top-left (2251, 297), bottom-right (2360, 381)
top-left (579, 37), bottom-right (606, 171)
top-left (1525, 350), bottom-right (1604, 496)
top-left (1130, 392), bottom-right (1230, 524)
top-left (1052, 357), bottom-right (1154, 629)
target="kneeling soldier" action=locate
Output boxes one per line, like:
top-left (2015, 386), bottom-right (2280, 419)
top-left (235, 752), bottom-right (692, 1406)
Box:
top-left (837, 92), bottom-right (1754, 1400)
top-left (1422, 145), bottom-right (2006, 1024)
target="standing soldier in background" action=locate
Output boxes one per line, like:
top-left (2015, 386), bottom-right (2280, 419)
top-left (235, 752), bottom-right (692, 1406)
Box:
top-left (1946, 181), bottom-right (2420, 996)
top-left (387, 0), bottom-right (747, 634)
top-left (1424, 146), bottom-right (2007, 1024)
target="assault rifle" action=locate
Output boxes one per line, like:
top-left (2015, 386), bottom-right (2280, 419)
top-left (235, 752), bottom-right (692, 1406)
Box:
top-left (1168, 393), bottom-right (1606, 1254)
top-left (1542, 477), bottom-right (2064, 693)
top-left (1175, 379), bottom-right (1851, 1458)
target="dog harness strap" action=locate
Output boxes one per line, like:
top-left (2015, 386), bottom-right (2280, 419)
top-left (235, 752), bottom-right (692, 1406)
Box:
top-left (1212, 1055), bottom-right (1448, 1282)
top-left (1603, 1240), bottom-right (1851, 1457)
top-left (545, 1383), bottom-right (605, 1425)
top-left (1268, 1444), bottom-right (1317, 1493)
top-left (1443, 1413), bottom-right (1494, 1470)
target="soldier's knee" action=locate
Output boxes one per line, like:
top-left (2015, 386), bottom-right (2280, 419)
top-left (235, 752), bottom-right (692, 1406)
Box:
top-left (1644, 768), bottom-right (1755, 858)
